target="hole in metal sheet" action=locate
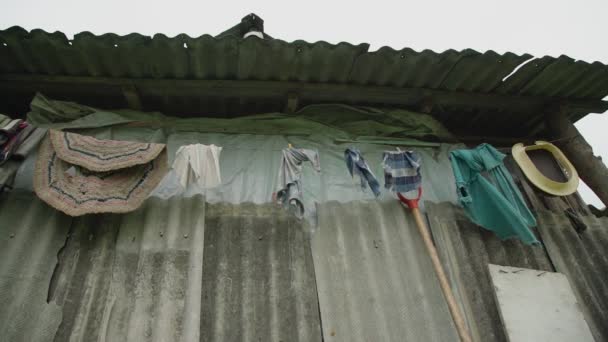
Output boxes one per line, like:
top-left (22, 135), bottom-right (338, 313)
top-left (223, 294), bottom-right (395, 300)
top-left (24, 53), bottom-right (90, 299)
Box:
top-left (1, 42), bottom-right (7, 47)
top-left (113, 43), bottom-right (118, 48)
top-left (502, 57), bottom-right (535, 82)
top-left (400, 54), bottom-right (405, 59)
top-left (68, 41), bottom-right (72, 45)
top-left (183, 42), bottom-right (188, 48)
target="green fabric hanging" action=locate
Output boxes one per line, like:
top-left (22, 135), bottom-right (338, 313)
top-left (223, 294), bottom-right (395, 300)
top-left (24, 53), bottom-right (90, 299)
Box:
top-left (450, 143), bottom-right (539, 245)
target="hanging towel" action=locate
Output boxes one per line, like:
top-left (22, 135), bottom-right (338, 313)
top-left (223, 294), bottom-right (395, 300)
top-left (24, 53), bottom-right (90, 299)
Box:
top-left (344, 148), bottom-right (381, 197)
top-left (276, 148), bottom-right (321, 217)
top-left (173, 144), bottom-right (223, 189)
top-left (450, 143), bottom-right (539, 245)
top-left (382, 150), bottom-right (422, 193)
top-left (1, 119), bottom-right (23, 135)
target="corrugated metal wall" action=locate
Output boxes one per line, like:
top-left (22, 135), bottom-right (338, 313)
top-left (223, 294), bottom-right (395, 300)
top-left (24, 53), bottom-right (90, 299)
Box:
top-left (2, 178), bottom-right (608, 341)
top-left (426, 202), bottom-right (554, 342)
top-left (537, 211), bottom-right (608, 342)
top-left (201, 203), bottom-right (321, 342)
top-left (50, 195), bottom-right (207, 342)
top-left (0, 191), bottom-right (72, 342)
top-left (0, 192), bottom-right (322, 342)
top-left (313, 200), bottom-right (459, 342)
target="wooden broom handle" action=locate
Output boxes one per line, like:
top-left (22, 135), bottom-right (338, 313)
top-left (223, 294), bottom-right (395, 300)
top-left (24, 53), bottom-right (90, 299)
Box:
top-left (411, 207), bottom-right (473, 342)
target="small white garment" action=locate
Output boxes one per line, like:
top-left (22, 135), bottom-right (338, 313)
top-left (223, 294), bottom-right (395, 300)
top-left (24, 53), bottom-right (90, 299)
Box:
top-left (173, 144), bottom-right (222, 189)
top-left (151, 144), bottom-right (222, 199)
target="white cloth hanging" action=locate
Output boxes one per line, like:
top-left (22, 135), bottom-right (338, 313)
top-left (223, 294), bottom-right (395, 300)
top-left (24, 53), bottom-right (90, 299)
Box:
top-left (151, 144), bottom-right (222, 199)
top-left (173, 144), bottom-right (223, 189)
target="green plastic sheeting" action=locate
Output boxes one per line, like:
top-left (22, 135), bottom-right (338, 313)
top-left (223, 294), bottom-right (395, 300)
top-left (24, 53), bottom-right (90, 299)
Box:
top-left (450, 144), bottom-right (539, 245)
top-left (27, 94), bottom-right (454, 142)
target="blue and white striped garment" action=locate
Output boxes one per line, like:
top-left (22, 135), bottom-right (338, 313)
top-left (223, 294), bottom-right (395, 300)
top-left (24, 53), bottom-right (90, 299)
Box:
top-left (344, 148), bottom-right (381, 197)
top-left (382, 150), bottom-right (421, 193)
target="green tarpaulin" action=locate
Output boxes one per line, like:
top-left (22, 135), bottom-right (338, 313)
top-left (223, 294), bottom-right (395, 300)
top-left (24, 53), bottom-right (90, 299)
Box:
top-left (27, 93), bottom-right (453, 144)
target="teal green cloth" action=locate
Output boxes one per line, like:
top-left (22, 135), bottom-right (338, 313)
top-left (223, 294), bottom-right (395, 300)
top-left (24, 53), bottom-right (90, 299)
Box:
top-left (450, 143), bottom-right (538, 245)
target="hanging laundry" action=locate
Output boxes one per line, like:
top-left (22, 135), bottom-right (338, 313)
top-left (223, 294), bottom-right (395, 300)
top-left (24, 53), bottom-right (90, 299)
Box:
top-left (34, 130), bottom-right (167, 216)
top-left (13, 124), bottom-right (35, 149)
top-left (382, 150), bottom-right (422, 193)
top-left (0, 114), bottom-right (11, 128)
top-left (276, 148), bottom-right (321, 217)
top-left (0, 120), bottom-right (28, 165)
top-left (172, 144), bottom-right (223, 189)
top-left (450, 143), bottom-right (539, 245)
top-left (150, 144), bottom-right (223, 199)
top-left (14, 128), bottom-right (47, 158)
top-left (0, 119), bottom-right (23, 137)
top-left (344, 147), bottom-right (380, 197)
top-left (0, 116), bottom-right (11, 146)
top-left (0, 119), bottom-right (24, 146)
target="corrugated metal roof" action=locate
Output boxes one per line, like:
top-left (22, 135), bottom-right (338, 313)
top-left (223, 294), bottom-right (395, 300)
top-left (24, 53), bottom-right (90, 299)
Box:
top-left (536, 210), bottom-right (608, 342)
top-left (426, 202), bottom-right (554, 342)
top-left (350, 48), bottom-right (533, 93)
top-left (313, 200), bottom-right (459, 342)
top-left (1, 24), bottom-right (608, 135)
top-left (0, 26), bottom-right (369, 83)
top-left (1, 25), bottom-right (607, 100)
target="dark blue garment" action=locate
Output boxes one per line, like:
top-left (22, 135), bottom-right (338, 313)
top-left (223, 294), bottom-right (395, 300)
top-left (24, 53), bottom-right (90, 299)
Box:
top-left (344, 148), bottom-right (381, 197)
top-left (382, 150), bottom-right (421, 193)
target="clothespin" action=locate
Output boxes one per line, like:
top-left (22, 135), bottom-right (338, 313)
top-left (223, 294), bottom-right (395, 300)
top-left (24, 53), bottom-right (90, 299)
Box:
top-left (288, 143), bottom-right (293, 149)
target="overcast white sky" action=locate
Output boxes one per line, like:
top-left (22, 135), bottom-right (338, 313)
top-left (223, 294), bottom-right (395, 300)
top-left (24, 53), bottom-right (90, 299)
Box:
top-left (2, 0), bottom-right (607, 208)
